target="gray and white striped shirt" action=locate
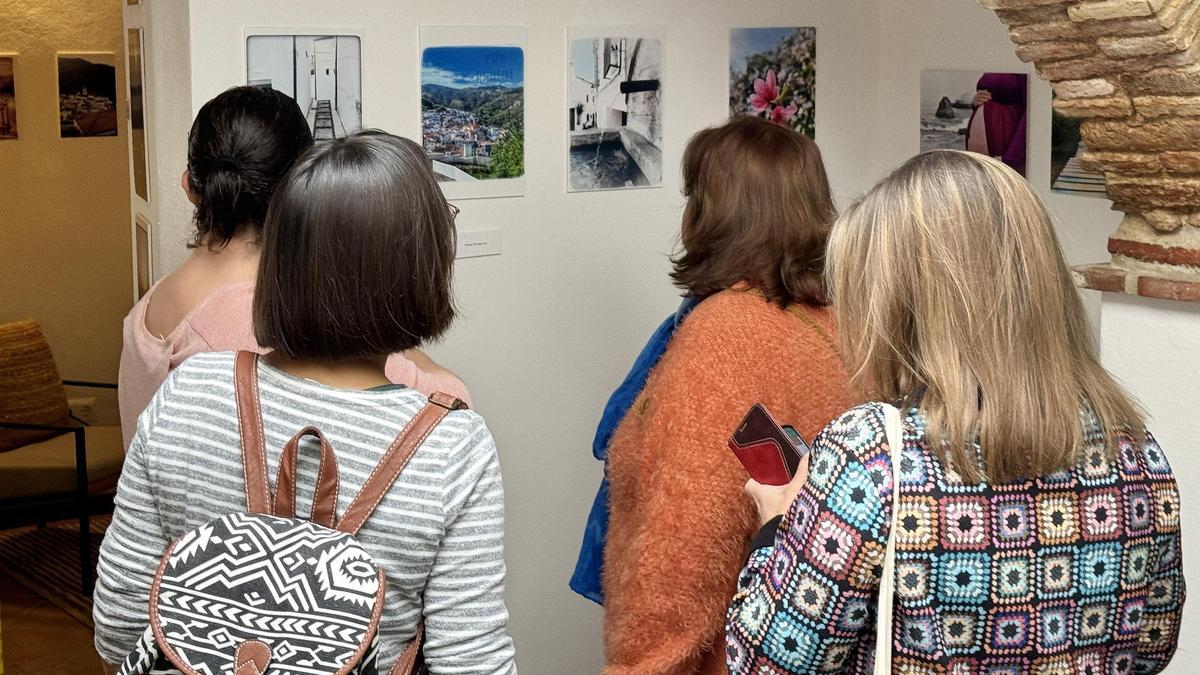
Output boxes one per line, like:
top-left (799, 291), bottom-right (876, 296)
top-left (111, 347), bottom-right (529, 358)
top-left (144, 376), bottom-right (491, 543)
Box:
top-left (93, 351), bottom-right (517, 673)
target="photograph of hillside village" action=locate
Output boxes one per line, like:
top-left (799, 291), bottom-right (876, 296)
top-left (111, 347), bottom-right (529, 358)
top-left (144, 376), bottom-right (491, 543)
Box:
top-left (421, 45), bottom-right (524, 182)
top-left (57, 54), bottom-right (117, 138)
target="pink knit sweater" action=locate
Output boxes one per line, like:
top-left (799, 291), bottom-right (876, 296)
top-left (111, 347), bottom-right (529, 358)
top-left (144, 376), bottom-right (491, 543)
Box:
top-left (118, 281), bottom-right (472, 447)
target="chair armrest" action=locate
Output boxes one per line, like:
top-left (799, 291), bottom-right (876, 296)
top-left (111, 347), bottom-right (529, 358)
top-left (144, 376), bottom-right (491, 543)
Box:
top-left (0, 420), bottom-right (84, 433)
top-left (62, 379), bottom-right (118, 390)
top-left (0, 421), bottom-right (90, 493)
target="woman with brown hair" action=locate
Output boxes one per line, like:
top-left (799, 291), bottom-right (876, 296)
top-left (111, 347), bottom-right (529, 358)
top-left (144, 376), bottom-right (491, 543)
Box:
top-left (601, 116), bottom-right (853, 674)
top-left (727, 150), bottom-right (1184, 673)
top-left (95, 132), bottom-right (515, 674)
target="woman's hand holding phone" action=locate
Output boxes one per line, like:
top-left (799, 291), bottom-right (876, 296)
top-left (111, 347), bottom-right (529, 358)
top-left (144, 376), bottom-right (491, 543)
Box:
top-left (728, 403), bottom-right (813, 525)
top-left (744, 455), bottom-right (811, 526)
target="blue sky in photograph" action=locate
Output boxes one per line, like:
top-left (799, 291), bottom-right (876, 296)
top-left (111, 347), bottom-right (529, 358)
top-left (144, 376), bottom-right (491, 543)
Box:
top-left (729, 27), bottom-right (798, 73)
top-left (570, 39), bottom-right (595, 82)
top-left (422, 46), bottom-right (524, 89)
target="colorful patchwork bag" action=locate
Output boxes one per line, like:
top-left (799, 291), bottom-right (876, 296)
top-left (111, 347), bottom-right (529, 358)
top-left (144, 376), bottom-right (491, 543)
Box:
top-left (116, 351), bottom-right (465, 675)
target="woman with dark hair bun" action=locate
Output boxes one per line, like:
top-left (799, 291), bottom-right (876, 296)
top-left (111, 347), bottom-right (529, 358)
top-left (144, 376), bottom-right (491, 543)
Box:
top-left (117, 87), bottom-right (471, 447)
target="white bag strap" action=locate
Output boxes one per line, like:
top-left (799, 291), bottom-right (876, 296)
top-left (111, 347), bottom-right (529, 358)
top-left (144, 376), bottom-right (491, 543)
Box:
top-left (874, 403), bottom-right (905, 674)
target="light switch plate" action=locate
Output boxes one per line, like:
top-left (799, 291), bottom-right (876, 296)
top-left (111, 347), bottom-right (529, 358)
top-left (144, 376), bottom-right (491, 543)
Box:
top-left (68, 397), bottom-right (97, 425)
top-left (456, 227), bottom-right (502, 259)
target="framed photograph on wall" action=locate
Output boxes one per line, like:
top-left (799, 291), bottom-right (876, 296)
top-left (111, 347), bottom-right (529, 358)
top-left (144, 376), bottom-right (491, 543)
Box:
top-left (730, 27), bottom-right (816, 138)
top-left (0, 55), bottom-right (16, 140)
top-left (134, 214), bottom-right (153, 299)
top-left (128, 28), bottom-right (150, 201)
top-left (245, 31), bottom-right (363, 141)
top-left (920, 70), bottom-right (1028, 177)
top-left (420, 25), bottom-right (526, 200)
top-left (1051, 93), bottom-right (1106, 197)
top-left (567, 27), bottom-right (664, 192)
top-left (57, 52), bottom-right (118, 138)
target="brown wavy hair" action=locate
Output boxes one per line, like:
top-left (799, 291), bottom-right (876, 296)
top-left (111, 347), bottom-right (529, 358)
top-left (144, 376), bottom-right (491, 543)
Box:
top-left (671, 116), bottom-right (836, 307)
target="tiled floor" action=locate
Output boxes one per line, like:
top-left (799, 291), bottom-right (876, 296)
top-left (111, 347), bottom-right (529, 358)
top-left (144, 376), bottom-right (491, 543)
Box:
top-left (0, 571), bottom-right (104, 674)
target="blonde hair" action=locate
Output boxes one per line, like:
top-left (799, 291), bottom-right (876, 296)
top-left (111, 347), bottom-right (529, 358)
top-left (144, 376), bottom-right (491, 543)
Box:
top-left (827, 150), bottom-right (1144, 483)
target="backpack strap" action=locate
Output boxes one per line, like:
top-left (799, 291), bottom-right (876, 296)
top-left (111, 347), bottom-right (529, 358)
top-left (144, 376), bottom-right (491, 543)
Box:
top-left (390, 623), bottom-right (425, 675)
top-left (273, 426), bottom-right (340, 529)
top-left (234, 351), bottom-right (272, 514)
top-left (337, 392), bottom-right (466, 536)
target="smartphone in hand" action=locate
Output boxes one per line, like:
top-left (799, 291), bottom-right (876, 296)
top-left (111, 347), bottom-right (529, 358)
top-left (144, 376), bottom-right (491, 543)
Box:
top-left (728, 404), bottom-right (811, 486)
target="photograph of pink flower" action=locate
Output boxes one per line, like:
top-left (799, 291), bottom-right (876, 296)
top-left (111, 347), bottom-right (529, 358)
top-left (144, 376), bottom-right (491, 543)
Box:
top-left (730, 27), bottom-right (815, 138)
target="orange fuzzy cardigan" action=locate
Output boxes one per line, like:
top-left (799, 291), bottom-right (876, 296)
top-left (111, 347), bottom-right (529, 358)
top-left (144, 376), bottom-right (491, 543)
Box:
top-left (602, 289), bottom-right (853, 675)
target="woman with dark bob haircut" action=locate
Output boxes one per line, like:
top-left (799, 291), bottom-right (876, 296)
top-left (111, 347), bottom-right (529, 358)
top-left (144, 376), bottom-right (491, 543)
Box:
top-left (595, 116), bottom-right (854, 674)
top-left (95, 132), bottom-right (517, 674)
top-left (116, 87), bottom-right (470, 450)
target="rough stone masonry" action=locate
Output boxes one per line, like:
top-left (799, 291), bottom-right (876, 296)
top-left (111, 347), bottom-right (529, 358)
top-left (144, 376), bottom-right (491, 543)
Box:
top-left (980, 0), bottom-right (1200, 300)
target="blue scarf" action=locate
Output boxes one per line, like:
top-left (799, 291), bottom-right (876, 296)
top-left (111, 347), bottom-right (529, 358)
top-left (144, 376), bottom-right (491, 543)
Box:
top-left (569, 297), bottom-right (699, 604)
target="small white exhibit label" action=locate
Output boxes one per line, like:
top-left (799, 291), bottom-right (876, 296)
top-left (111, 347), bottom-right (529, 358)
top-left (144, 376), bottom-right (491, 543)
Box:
top-left (456, 227), bottom-right (502, 259)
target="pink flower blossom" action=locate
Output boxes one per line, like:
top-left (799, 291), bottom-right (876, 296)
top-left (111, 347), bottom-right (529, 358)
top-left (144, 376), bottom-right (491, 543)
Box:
top-left (748, 69), bottom-right (780, 113)
top-left (769, 103), bottom-right (798, 126)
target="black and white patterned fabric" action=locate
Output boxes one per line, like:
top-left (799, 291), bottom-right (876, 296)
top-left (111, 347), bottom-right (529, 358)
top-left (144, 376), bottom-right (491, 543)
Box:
top-left (117, 511), bottom-right (388, 675)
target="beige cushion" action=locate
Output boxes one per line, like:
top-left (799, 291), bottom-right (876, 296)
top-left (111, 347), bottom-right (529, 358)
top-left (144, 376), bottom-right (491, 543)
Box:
top-left (0, 426), bottom-right (125, 500)
top-left (0, 319), bottom-right (71, 452)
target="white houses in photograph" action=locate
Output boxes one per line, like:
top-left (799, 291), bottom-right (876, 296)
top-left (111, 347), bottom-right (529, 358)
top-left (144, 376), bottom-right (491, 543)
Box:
top-left (568, 36), bottom-right (663, 191)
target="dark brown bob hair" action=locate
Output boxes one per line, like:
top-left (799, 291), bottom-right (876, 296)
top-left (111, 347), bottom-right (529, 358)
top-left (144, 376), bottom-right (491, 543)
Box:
top-left (253, 131), bottom-right (456, 360)
top-left (671, 115), bottom-right (836, 307)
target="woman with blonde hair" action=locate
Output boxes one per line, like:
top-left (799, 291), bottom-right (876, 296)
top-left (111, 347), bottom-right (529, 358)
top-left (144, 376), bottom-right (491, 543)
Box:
top-left (726, 150), bottom-right (1184, 673)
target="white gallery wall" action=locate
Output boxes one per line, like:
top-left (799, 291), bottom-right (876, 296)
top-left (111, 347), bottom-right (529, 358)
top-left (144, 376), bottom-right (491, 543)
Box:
top-left (171, 1), bottom-right (882, 672)
top-left (135, 0), bottom-right (1198, 672)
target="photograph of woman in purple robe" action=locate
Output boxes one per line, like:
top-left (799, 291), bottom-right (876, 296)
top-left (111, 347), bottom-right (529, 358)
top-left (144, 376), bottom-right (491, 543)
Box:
top-left (965, 72), bottom-right (1027, 176)
top-left (920, 70), bottom-right (1028, 177)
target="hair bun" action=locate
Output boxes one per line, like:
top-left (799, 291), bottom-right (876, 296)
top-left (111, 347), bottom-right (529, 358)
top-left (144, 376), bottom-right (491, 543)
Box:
top-left (186, 85), bottom-right (314, 248)
top-left (213, 155), bottom-right (243, 173)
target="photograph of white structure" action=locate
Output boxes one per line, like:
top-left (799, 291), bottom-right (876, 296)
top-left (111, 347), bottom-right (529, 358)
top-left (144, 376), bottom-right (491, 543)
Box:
top-left (568, 30), bottom-right (663, 192)
top-left (246, 34), bottom-right (362, 140)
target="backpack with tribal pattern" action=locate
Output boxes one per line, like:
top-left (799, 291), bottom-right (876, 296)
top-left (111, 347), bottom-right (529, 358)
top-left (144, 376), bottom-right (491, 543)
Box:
top-left (116, 351), bottom-right (464, 675)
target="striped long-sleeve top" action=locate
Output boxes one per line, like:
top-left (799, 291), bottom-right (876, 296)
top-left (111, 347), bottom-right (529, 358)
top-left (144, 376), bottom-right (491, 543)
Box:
top-left (93, 351), bottom-right (517, 674)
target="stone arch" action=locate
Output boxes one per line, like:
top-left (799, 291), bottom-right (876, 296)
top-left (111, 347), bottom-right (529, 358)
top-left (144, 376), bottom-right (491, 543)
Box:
top-left (981, 0), bottom-right (1200, 300)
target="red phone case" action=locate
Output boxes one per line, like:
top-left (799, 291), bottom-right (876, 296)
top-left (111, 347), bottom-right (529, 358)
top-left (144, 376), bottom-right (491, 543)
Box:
top-left (728, 404), bottom-right (806, 486)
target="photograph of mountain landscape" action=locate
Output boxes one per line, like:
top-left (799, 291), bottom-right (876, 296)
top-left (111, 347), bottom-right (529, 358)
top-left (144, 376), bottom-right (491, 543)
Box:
top-left (58, 53), bottom-right (118, 138)
top-left (421, 42), bottom-right (524, 198)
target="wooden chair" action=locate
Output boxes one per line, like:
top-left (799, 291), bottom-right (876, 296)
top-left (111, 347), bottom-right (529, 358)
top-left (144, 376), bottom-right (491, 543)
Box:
top-left (0, 319), bottom-right (124, 594)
